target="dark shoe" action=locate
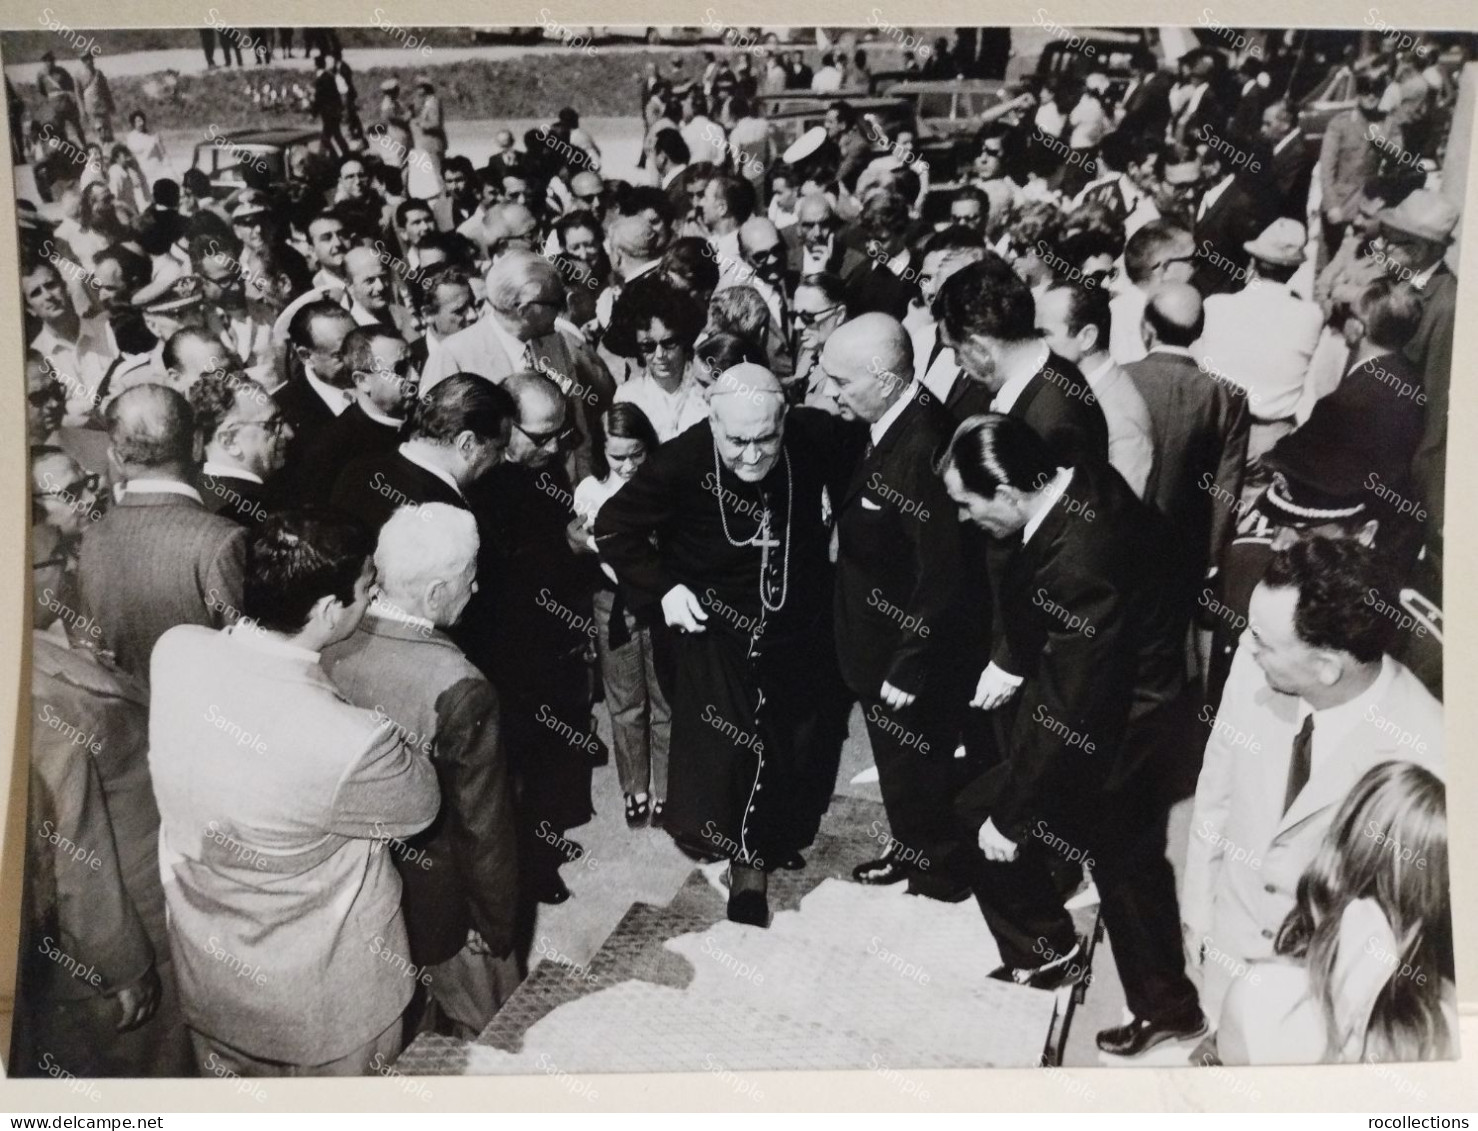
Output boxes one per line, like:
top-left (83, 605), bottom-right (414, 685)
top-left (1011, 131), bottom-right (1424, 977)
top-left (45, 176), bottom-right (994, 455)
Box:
top-left (1097, 1012), bottom-right (1209, 1057)
top-left (906, 878), bottom-right (972, 903)
top-left (727, 889), bottom-right (769, 928)
top-left (651, 800), bottom-right (665, 828)
top-left (987, 943), bottom-right (1087, 991)
top-left (624, 793), bottom-right (650, 828)
top-left (852, 854), bottom-right (907, 885)
top-left (535, 877), bottom-right (572, 905)
top-left (777, 851), bottom-right (806, 871)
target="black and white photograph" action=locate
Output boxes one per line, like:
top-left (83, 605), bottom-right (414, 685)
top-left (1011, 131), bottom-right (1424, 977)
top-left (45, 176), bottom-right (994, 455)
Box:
top-left (1, 10), bottom-right (1470, 1099)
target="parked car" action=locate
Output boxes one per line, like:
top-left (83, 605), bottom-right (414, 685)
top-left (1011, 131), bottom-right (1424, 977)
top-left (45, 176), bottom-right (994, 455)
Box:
top-left (191, 127), bottom-right (317, 200)
top-left (1296, 63), bottom-right (1358, 145)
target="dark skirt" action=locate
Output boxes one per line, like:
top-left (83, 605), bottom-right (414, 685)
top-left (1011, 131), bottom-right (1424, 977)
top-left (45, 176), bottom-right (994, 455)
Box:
top-left (661, 615), bottom-right (837, 871)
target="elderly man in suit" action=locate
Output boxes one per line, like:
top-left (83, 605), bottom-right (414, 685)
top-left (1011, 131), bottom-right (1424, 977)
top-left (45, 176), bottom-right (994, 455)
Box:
top-left (78, 385), bottom-right (246, 682)
top-left (1193, 218), bottom-right (1323, 459)
top-left (323, 504), bottom-right (520, 1039)
top-left (331, 373), bottom-right (515, 532)
top-left (1183, 537), bottom-right (1444, 1031)
top-left (295, 326), bottom-right (417, 503)
top-left (1125, 283), bottom-right (1250, 599)
top-left (275, 299), bottom-right (357, 478)
top-left (1260, 100), bottom-right (1314, 221)
top-left (419, 252), bottom-right (614, 412)
top-left (191, 371), bottom-right (293, 526)
top-left (935, 254), bottom-right (1109, 463)
top-left (344, 246), bottom-right (419, 341)
top-left (1035, 284), bottom-right (1155, 499)
top-left (14, 523), bottom-right (175, 1079)
top-left (1109, 220), bottom-right (1199, 367)
top-left (822, 314), bottom-right (977, 901)
top-left (944, 414), bottom-right (1206, 1057)
top-left (149, 510), bottom-right (441, 1075)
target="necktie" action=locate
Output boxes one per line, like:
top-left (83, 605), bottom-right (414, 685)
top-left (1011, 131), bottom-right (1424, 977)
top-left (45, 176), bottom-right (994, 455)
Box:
top-left (521, 341), bottom-right (538, 375)
top-left (1283, 714), bottom-right (1314, 816)
top-left (925, 335), bottom-right (945, 378)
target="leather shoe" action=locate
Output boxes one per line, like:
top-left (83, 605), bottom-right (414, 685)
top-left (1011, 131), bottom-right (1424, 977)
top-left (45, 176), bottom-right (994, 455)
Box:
top-left (1097, 1012), bottom-right (1208, 1057)
top-left (906, 877), bottom-right (972, 903)
top-left (727, 889), bottom-right (769, 928)
top-left (987, 944), bottom-right (1088, 992)
top-left (852, 855), bottom-right (907, 885)
top-left (535, 877), bottom-right (572, 905)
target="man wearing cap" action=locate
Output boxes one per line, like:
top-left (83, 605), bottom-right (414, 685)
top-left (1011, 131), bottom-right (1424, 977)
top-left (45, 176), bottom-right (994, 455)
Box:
top-left (412, 78), bottom-right (446, 189)
top-left (595, 365), bottom-right (861, 928)
top-left (1204, 460), bottom-right (1379, 707)
top-left (1193, 218), bottom-right (1322, 459)
top-left (1373, 187), bottom-right (1458, 583)
top-left (375, 79), bottom-right (412, 170)
top-left (102, 277), bottom-right (213, 399)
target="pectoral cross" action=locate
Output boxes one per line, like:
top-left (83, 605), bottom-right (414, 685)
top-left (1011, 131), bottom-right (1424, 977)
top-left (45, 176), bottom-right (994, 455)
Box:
top-left (753, 508), bottom-right (780, 551)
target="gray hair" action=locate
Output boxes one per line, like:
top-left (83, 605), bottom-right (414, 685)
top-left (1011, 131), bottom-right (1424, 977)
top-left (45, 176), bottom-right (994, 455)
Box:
top-left (374, 503), bottom-right (479, 612)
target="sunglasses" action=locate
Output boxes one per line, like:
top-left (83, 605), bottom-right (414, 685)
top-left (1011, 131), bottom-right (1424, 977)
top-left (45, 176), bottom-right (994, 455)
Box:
top-left (795, 305), bottom-right (841, 327)
top-left (28, 384), bottom-right (65, 407)
top-left (514, 420), bottom-right (578, 449)
top-left (637, 336), bottom-right (685, 355)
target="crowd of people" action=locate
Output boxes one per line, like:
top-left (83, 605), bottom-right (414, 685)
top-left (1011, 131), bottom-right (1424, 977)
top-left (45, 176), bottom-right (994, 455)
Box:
top-left (12, 25), bottom-right (1461, 1081)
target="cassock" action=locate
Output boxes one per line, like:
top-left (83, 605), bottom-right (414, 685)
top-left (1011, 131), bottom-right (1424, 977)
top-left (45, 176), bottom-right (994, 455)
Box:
top-left (595, 409), bottom-right (859, 868)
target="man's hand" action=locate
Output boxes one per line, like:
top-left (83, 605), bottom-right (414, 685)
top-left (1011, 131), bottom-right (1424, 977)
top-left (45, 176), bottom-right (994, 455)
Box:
top-left (879, 680), bottom-right (916, 710)
top-left (113, 965), bottom-right (161, 1032)
top-left (661, 584), bottom-right (709, 633)
top-left (970, 663), bottom-right (1022, 711)
top-left (977, 817), bottom-right (1019, 863)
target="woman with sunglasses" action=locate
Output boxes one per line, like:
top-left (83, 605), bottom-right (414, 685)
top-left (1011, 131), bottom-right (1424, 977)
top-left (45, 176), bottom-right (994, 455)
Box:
top-left (608, 274), bottom-right (709, 442)
top-left (572, 403), bottom-right (672, 828)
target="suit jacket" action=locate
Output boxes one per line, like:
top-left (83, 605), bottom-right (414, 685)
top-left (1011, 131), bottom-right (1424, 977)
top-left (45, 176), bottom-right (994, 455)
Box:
top-left (1195, 281), bottom-right (1324, 422)
top-left (78, 490), bottom-right (246, 681)
top-left (1126, 347), bottom-right (1250, 584)
top-left (199, 471), bottom-right (273, 527)
top-left (1193, 176), bottom-right (1279, 297)
top-left (1083, 356), bottom-right (1156, 499)
top-left (148, 623), bottom-right (440, 1063)
top-left (1117, 71), bottom-right (1174, 141)
top-left (1269, 129), bottom-right (1315, 220)
top-left (955, 459), bottom-right (1185, 834)
top-left (1268, 350), bottom-right (1425, 496)
top-left (330, 448), bottom-right (466, 532)
top-left (294, 401), bottom-right (404, 505)
top-left (1319, 109), bottom-right (1396, 220)
top-left (1406, 266), bottom-right (1456, 562)
top-left (322, 612), bottom-right (518, 966)
top-left (1183, 647), bottom-right (1443, 976)
top-left (833, 388), bottom-right (965, 699)
top-left (273, 372), bottom-right (342, 483)
top-left (419, 317), bottom-right (614, 408)
top-left (1009, 351), bottom-right (1111, 467)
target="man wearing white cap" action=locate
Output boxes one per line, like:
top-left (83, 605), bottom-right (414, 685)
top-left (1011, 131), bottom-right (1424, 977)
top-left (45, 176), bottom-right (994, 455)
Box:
top-left (1193, 217), bottom-right (1323, 459)
top-left (1373, 187), bottom-right (1458, 578)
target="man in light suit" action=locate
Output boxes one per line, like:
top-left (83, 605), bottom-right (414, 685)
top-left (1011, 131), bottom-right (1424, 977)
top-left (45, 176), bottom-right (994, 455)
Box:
top-left (1036, 284), bottom-right (1155, 499)
top-left (822, 315), bottom-right (978, 901)
top-left (418, 252), bottom-right (614, 414)
top-left (78, 385), bottom-right (246, 683)
top-left (1194, 219), bottom-right (1323, 459)
top-left (1182, 537), bottom-right (1444, 1030)
top-left (149, 510), bottom-right (441, 1075)
top-left (1125, 283), bottom-right (1250, 598)
top-left (323, 505), bottom-right (520, 1038)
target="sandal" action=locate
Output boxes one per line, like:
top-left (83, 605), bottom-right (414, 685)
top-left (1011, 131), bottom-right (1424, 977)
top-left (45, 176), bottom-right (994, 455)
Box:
top-left (625, 793), bottom-right (651, 828)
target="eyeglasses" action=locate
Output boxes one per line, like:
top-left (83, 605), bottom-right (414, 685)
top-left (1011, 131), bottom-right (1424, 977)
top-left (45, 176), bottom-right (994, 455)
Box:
top-left (28, 384), bottom-right (66, 407)
top-left (575, 192), bottom-right (604, 206)
top-left (232, 416), bottom-right (291, 436)
top-left (795, 306), bottom-right (841, 327)
top-left (746, 246), bottom-right (784, 263)
top-left (35, 473), bottom-right (100, 500)
top-left (637, 336), bottom-right (685, 355)
top-left (514, 420), bottom-right (577, 449)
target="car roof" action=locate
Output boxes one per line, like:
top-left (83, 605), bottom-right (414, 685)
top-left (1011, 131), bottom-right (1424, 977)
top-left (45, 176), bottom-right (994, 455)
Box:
top-left (198, 128), bottom-right (319, 147)
top-left (885, 80), bottom-right (1004, 95)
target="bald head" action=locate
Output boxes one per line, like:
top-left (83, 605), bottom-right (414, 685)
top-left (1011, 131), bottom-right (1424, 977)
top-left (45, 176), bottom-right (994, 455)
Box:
top-left (1144, 282), bottom-right (1205, 348)
top-left (821, 313), bottom-right (913, 422)
top-left (483, 203), bottom-right (539, 254)
top-left (796, 194), bottom-right (836, 226)
top-left (738, 216), bottom-right (781, 256)
top-left (106, 383), bottom-right (196, 474)
top-left (610, 215), bottom-right (662, 270)
top-left (502, 369), bottom-right (568, 468)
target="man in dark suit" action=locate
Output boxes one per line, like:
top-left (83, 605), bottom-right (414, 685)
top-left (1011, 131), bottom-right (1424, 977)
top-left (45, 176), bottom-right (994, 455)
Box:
top-left (322, 504), bottom-right (520, 1039)
top-left (836, 189), bottom-right (921, 321)
top-left (78, 386), bottom-right (246, 683)
top-left (943, 413), bottom-right (1206, 1057)
top-left (330, 373), bottom-right (514, 532)
top-left (1190, 148), bottom-right (1279, 298)
top-left (1124, 283), bottom-right (1250, 597)
top-left (822, 315), bottom-right (978, 901)
top-left (934, 255), bottom-right (1109, 464)
top-left (1261, 100), bottom-right (1315, 221)
top-left (275, 299), bottom-right (357, 482)
top-left (295, 326), bottom-right (414, 503)
top-left (1117, 66), bottom-right (1174, 143)
top-left (191, 370), bottom-right (291, 526)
